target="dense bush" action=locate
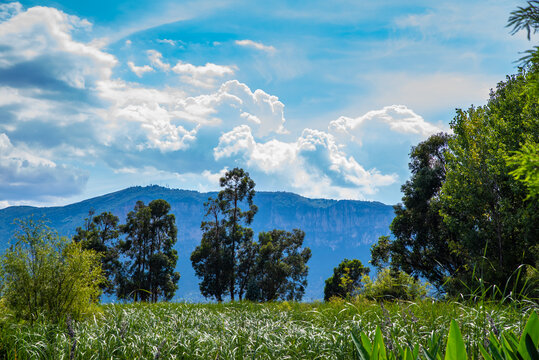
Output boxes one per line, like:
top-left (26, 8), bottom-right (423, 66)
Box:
top-left (360, 268), bottom-right (428, 301)
top-left (0, 218), bottom-right (104, 323)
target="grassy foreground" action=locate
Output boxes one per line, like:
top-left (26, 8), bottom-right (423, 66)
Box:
top-left (0, 300), bottom-right (537, 359)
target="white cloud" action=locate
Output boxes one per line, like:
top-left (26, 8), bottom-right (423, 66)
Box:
top-left (329, 105), bottom-right (442, 144)
top-left (235, 39), bottom-right (276, 53)
top-left (218, 80), bottom-right (287, 136)
top-left (172, 60), bottom-right (235, 88)
top-left (0, 4), bottom-right (116, 85)
top-left (0, 133), bottom-right (87, 200)
top-left (157, 39), bottom-right (177, 46)
top-left (0, 3), bottom-right (401, 203)
top-left (0, 2), bottom-right (22, 21)
top-left (147, 49), bottom-right (170, 71)
top-left (127, 61), bottom-right (154, 77)
top-left (214, 125), bottom-right (396, 198)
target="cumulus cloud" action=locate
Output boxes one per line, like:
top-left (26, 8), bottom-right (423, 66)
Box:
top-left (127, 61), bottom-right (154, 77)
top-left (214, 126), bottom-right (396, 198)
top-left (172, 60), bottom-right (234, 88)
top-left (0, 2), bottom-right (22, 21)
top-left (0, 133), bottom-right (87, 200)
top-left (0, 3), bottom-right (116, 90)
top-left (0, 3), bottom-right (399, 203)
top-left (235, 39), bottom-right (276, 54)
top-left (329, 105), bottom-right (442, 144)
top-left (218, 80), bottom-right (287, 136)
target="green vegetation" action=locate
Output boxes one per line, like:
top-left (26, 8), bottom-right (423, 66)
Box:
top-left (361, 268), bottom-right (428, 302)
top-left (191, 168), bottom-right (311, 302)
top-left (351, 311), bottom-right (539, 360)
top-left (74, 199), bottom-right (180, 303)
top-left (118, 199), bottom-right (180, 302)
top-left (324, 259), bottom-right (370, 301)
top-left (73, 211), bottom-right (121, 295)
top-left (0, 219), bottom-right (103, 323)
top-left (246, 229), bottom-right (311, 302)
top-left (0, 300), bottom-right (536, 359)
top-left (369, 1), bottom-right (539, 297)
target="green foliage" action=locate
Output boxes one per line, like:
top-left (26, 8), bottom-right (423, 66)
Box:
top-left (370, 133), bottom-right (460, 292)
top-left (190, 197), bottom-right (231, 302)
top-left (247, 229), bottom-right (312, 302)
top-left (191, 168), bottom-right (258, 301)
top-left (324, 258), bottom-right (370, 301)
top-left (0, 218), bottom-right (103, 323)
top-left (506, 140), bottom-right (539, 199)
top-left (73, 210), bottom-right (121, 295)
top-left (192, 168), bottom-right (311, 302)
top-left (440, 70), bottom-right (539, 296)
top-left (218, 167), bottom-right (258, 301)
top-left (360, 268), bottom-right (428, 301)
top-left (352, 311), bottom-right (539, 360)
top-left (507, 1), bottom-right (539, 65)
top-left (373, 69), bottom-right (538, 297)
top-left (118, 199), bottom-right (180, 302)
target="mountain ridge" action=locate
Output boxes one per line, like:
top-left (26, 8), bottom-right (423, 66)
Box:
top-left (0, 185), bottom-right (395, 300)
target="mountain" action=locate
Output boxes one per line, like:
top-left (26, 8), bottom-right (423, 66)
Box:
top-left (0, 185), bottom-right (395, 301)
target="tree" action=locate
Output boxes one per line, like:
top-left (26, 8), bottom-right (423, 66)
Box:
top-left (440, 72), bottom-right (539, 293)
top-left (370, 133), bottom-right (463, 291)
top-left (247, 229), bottom-right (312, 302)
top-left (218, 168), bottom-right (258, 301)
top-left (192, 168), bottom-right (312, 302)
top-left (119, 199), bottom-right (180, 302)
top-left (324, 258), bottom-right (369, 301)
top-left (0, 218), bottom-right (104, 323)
top-left (190, 197), bottom-right (231, 302)
top-left (505, 1), bottom-right (539, 200)
top-left (73, 210), bottom-right (121, 295)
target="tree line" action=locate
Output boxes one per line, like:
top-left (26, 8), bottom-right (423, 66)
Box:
top-left (0, 167), bottom-right (312, 322)
top-left (190, 168), bottom-right (311, 302)
top-left (66, 167), bottom-right (312, 304)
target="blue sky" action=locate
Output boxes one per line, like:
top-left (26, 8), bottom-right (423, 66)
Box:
top-left (0, 0), bottom-right (531, 207)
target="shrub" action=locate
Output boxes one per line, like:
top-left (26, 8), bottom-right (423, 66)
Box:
top-left (360, 268), bottom-right (428, 301)
top-left (0, 218), bottom-right (104, 323)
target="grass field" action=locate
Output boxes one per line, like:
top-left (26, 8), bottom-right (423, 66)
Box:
top-left (0, 299), bottom-right (536, 359)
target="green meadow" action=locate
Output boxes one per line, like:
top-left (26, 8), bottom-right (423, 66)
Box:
top-left (0, 300), bottom-right (536, 359)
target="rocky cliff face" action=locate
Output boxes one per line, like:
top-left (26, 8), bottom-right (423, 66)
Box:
top-left (0, 185), bottom-right (395, 300)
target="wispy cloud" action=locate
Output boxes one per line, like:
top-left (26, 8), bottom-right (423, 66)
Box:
top-left (157, 38), bottom-right (178, 46)
top-left (235, 39), bottom-right (276, 53)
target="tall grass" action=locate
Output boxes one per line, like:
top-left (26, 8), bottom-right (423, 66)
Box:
top-left (0, 300), bottom-right (536, 359)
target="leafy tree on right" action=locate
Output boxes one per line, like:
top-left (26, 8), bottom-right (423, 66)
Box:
top-left (371, 67), bottom-right (538, 297)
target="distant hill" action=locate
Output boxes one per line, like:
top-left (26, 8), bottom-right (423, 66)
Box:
top-left (0, 186), bottom-right (395, 301)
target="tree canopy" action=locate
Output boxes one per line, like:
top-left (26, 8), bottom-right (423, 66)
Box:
top-left (192, 168), bottom-right (311, 302)
top-left (324, 258), bottom-right (369, 301)
top-left (118, 199), bottom-right (180, 302)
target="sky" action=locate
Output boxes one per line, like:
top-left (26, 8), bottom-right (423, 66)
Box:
top-left (0, 0), bottom-right (531, 208)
